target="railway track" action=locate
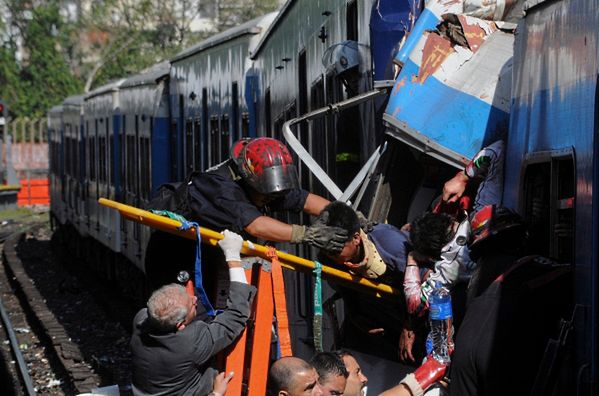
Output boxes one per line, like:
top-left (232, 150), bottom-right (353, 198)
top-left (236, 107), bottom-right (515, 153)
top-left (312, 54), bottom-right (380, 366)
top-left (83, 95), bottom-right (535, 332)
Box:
top-left (0, 220), bottom-right (134, 395)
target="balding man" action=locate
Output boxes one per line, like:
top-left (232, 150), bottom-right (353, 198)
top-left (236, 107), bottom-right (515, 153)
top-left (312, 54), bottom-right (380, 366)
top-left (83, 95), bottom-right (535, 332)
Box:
top-left (130, 230), bottom-right (256, 396)
top-left (268, 357), bottom-right (324, 396)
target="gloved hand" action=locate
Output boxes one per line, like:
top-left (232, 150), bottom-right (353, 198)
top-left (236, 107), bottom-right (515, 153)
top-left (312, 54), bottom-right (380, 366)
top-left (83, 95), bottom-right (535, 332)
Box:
top-left (218, 230), bottom-right (243, 262)
top-left (400, 355), bottom-right (448, 396)
top-left (290, 211), bottom-right (349, 253)
top-left (356, 210), bottom-right (377, 233)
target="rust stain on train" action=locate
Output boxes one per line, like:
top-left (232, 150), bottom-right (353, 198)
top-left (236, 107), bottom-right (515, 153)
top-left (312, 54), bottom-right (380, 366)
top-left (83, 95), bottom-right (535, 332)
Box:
top-left (418, 33), bottom-right (453, 84)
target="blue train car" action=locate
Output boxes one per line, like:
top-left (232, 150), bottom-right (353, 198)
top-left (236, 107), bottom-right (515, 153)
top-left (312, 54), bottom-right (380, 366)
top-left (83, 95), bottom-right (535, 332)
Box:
top-left (48, 104), bottom-right (65, 225)
top-left (62, 95), bottom-right (85, 230)
top-left (118, 62), bottom-right (170, 266)
top-left (505, 0), bottom-right (597, 392)
top-left (168, 14), bottom-right (275, 181)
top-left (83, 79), bottom-right (125, 251)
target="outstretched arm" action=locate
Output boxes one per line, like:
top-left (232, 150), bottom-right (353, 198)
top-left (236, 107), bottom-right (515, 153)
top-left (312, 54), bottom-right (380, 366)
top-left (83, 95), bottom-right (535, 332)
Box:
top-left (303, 192), bottom-right (330, 216)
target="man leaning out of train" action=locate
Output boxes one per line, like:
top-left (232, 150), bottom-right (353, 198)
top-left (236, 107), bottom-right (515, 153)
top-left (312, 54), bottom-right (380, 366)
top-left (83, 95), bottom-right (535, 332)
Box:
top-left (129, 230), bottom-right (256, 396)
top-left (149, 137), bottom-right (349, 253)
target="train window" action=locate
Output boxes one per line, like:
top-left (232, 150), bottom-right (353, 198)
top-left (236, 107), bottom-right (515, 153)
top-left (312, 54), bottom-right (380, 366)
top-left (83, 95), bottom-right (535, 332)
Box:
top-left (185, 118), bottom-right (194, 175)
top-left (126, 135), bottom-right (136, 193)
top-left (202, 88), bottom-right (209, 171)
top-left (210, 115), bottom-right (219, 166)
top-left (232, 82), bottom-right (239, 142)
top-left (241, 113), bottom-right (249, 138)
top-left (169, 121), bottom-right (177, 181)
top-left (521, 150), bottom-right (575, 263)
top-left (265, 88), bottom-right (272, 137)
top-left (192, 118), bottom-right (200, 171)
top-left (310, 77), bottom-right (327, 196)
top-left (121, 115), bottom-right (127, 198)
top-left (110, 119), bottom-right (115, 186)
top-left (220, 114), bottom-right (230, 163)
top-left (134, 115), bottom-right (140, 195)
top-left (347, 0), bottom-right (358, 41)
top-left (140, 137), bottom-right (151, 200)
top-left (90, 121), bottom-right (97, 182)
top-left (99, 130), bottom-right (106, 183)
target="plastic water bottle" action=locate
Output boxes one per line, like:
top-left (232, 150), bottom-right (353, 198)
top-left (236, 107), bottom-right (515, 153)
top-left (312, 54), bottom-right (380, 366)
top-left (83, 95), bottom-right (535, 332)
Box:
top-left (428, 282), bottom-right (453, 364)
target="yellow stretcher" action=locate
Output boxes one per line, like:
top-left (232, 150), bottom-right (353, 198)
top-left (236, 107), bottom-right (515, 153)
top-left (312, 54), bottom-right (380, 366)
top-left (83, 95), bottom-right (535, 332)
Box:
top-left (98, 198), bottom-right (400, 299)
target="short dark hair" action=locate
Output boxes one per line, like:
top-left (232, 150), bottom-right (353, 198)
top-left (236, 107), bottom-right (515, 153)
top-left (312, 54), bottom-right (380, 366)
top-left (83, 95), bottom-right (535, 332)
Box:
top-left (322, 201), bottom-right (360, 241)
top-left (310, 351), bottom-right (349, 383)
top-left (268, 357), bottom-right (314, 395)
top-left (410, 212), bottom-right (455, 260)
top-left (334, 349), bottom-right (355, 360)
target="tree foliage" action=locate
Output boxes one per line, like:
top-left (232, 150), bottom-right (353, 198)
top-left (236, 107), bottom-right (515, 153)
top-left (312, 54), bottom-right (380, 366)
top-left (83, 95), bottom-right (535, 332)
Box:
top-left (0, 0), bottom-right (281, 118)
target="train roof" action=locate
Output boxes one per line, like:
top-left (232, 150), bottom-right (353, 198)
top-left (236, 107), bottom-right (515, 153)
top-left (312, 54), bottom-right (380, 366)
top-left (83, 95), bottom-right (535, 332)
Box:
top-left (62, 94), bottom-right (84, 107)
top-left (170, 15), bottom-right (269, 63)
top-left (120, 61), bottom-right (170, 89)
top-left (85, 79), bottom-right (126, 101)
top-left (250, 0), bottom-right (294, 59)
top-left (48, 104), bottom-right (63, 114)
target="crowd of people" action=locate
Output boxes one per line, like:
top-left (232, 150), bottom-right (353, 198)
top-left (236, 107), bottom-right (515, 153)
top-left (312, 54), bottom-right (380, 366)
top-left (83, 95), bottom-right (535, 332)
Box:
top-left (129, 137), bottom-right (567, 396)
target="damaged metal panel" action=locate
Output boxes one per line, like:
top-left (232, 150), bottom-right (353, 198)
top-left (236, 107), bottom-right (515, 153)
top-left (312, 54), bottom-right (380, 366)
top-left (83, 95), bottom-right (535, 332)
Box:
top-left (394, 0), bottom-right (463, 67)
top-left (384, 10), bottom-right (516, 168)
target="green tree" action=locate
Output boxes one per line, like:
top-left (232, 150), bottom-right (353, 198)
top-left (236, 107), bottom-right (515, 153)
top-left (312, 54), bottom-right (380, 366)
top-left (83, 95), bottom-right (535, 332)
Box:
top-left (0, 0), bottom-right (81, 117)
top-left (211, 0), bottom-right (280, 32)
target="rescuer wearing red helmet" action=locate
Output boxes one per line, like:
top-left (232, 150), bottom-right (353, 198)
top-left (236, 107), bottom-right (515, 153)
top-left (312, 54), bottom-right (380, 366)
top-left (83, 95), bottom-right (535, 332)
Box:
top-left (179, 137), bottom-right (348, 252)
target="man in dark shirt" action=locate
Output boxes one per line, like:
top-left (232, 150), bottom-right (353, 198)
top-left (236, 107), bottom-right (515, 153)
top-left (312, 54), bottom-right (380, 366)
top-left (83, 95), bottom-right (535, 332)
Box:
top-left (317, 201), bottom-right (417, 361)
top-left (130, 230), bottom-right (256, 396)
top-left (152, 137), bottom-right (347, 249)
top-left (146, 137), bottom-right (347, 289)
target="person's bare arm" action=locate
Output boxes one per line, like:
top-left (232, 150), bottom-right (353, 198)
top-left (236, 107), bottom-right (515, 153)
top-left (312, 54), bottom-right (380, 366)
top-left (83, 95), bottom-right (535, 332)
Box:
top-left (303, 193), bottom-right (330, 216)
top-left (245, 216), bottom-right (294, 242)
top-left (442, 170), bottom-right (469, 203)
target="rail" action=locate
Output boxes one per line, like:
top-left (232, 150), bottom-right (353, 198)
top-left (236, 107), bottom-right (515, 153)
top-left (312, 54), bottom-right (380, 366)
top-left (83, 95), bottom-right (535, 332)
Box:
top-left (98, 198), bottom-right (401, 299)
top-left (0, 296), bottom-right (36, 395)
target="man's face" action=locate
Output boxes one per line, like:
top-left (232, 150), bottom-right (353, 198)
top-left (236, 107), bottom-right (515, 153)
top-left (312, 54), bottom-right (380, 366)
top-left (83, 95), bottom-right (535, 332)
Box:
top-left (285, 368), bottom-right (324, 396)
top-left (319, 374), bottom-right (347, 396)
top-left (341, 355), bottom-right (367, 396)
top-left (182, 294), bottom-right (197, 326)
top-left (327, 233), bottom-right (361, 265)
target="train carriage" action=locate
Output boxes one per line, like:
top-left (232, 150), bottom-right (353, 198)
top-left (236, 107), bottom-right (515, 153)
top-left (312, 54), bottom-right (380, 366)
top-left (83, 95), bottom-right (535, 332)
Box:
top-left (168, 13), bottom-right (276, 182)
top-left (61, 95), bottom-right (85, 231)
top-left (83, 79), bottom-right (125, 251)
top-left (47, 104), bottom-right (65, 225)
top-left (118, 62), bottom-right (171, 266)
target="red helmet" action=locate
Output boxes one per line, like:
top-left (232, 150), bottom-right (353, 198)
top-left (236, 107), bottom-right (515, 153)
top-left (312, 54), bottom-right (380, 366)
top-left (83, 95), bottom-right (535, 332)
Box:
top-left (231, 137), bottom-right (299, 195)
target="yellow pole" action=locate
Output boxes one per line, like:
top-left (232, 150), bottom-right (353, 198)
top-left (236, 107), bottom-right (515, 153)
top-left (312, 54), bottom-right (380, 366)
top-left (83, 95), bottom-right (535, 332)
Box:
top-left (98, 198), bottom-right (401, 299)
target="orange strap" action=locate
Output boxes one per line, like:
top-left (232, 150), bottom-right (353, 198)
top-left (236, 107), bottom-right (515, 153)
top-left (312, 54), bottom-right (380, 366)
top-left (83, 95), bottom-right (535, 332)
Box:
top-left (267, 247), bottom-right (293, 357)
top-left (247, 265), bottom-right (274, 395)
top-left (222, 268), bottom-right (254, 395)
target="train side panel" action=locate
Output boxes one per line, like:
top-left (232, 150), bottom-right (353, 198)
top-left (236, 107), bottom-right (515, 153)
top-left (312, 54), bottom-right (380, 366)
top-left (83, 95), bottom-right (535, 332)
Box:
top-left (83, 80), bottom-right (124, 253)
top-left (505, 0), bottom-right (597, 391)
top-left (119, 64), bottom-right (170, 268)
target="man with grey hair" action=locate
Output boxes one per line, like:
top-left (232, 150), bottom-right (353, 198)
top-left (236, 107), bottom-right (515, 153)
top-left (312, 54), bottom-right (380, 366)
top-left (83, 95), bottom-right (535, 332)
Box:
top-left (130, 230), bottom-right (256, 396)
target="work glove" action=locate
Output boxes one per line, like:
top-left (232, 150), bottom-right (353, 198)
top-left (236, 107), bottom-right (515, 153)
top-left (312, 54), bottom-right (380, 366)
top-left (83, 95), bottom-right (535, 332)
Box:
top-left (290, 211), bottom-right (349, 253)
top-left (218, 230), bottom-right (243, 262)
top-left (356, 210), bottom-right (377, 233)
top-left (400, 355), bottom-right (448, 396)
